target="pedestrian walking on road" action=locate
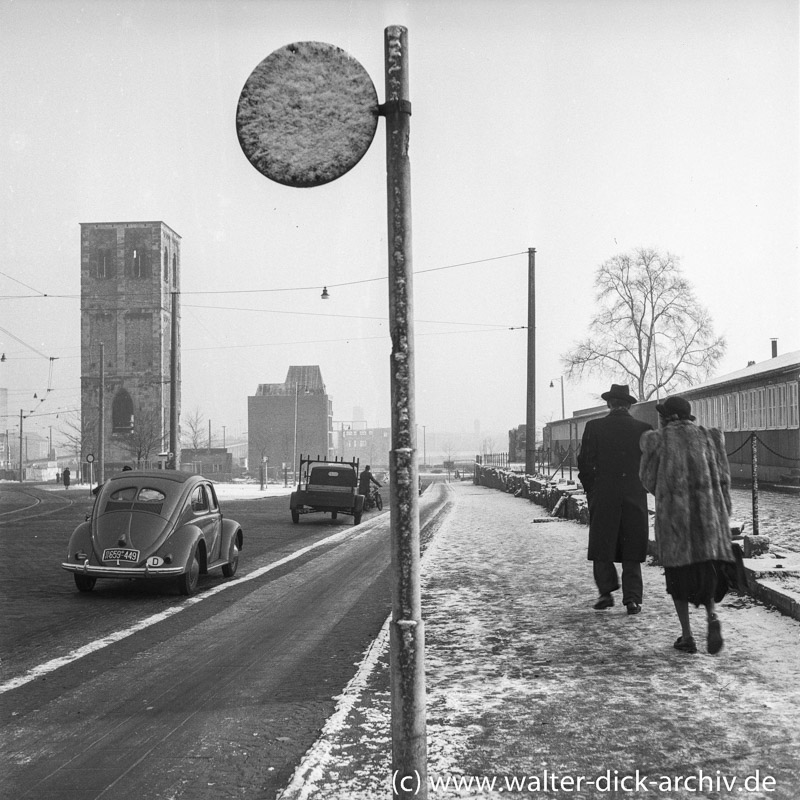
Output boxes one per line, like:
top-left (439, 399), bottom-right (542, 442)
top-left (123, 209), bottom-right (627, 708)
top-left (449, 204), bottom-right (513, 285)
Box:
top-left (577, 384), bottom-right (653, 614)
top-left (639, 395), bottom-right (739, 655)
top-left (62, 467), bottom-right (71, 489)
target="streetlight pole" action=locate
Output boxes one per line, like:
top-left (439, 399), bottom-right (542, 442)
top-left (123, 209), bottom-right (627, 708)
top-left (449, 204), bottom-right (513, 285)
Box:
top-left (292, 382), bottom-right (299, 482)
top-left (550, 377), bottom-right (565, 419)
top-left (652, 330), bottom-right (661, 402)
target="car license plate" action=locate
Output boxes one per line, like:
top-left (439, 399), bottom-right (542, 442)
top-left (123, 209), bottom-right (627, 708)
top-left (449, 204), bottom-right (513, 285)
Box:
top-left (103, 548), bottom-right (140, 562)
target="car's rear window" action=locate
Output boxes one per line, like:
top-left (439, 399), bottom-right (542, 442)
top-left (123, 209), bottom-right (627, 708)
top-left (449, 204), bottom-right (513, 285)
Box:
top-left (104, 486), bottom-right (167, 514)
top-left (308, 468), bottom-right (356, 487)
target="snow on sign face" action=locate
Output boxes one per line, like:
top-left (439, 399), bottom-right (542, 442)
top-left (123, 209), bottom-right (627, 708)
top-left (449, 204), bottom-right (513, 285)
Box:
top-left (236, 41), bottom-right (379, 188)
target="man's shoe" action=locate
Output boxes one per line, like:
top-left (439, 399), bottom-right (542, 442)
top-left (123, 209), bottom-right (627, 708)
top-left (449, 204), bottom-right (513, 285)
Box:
top-left (707, 617), bottom-right (724, 654)
top-left (626, 602), bottom-right (641, 615)
top-left (593, 594), bottom-right (614, 610)
top-left (673, 635), bottom-right (698, 654)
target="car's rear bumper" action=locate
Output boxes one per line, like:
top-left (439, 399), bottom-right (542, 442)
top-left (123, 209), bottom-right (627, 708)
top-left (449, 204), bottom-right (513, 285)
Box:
top-left (61, 561), bottom-right (184, 578)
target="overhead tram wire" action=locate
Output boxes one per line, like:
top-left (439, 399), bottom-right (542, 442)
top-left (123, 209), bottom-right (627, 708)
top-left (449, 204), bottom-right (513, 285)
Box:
top-left (0, 324), bottom-right (59, 418)
top-left (180, 326), bottom-right (519, 354)
top-left (0, 251), bottom-right (528, 301)
top-left (182, 303), bottom-right (512, 328)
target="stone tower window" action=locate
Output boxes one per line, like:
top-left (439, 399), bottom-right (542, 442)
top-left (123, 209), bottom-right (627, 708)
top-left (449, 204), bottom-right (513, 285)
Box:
top-left (124, 229), bottom-right (151, 278)
top-left (112, 390), bottom-right (134, 433)
top-left (163, 247), bottom-right (169, 282)
top-left (97, 248), bottom-right (115, 279)
top-left (131, 248), bottom-right (147, 278)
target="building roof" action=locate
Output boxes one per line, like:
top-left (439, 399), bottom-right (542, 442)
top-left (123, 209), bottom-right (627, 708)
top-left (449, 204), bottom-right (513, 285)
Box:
top-left (681, 349), bottom-right (800, 395)
top-left (80, 220), bottom-right (181, 238)
top-left (254, 365), bottom-right (327, 396)
top-left (555, 350), bottom-right (800, 425)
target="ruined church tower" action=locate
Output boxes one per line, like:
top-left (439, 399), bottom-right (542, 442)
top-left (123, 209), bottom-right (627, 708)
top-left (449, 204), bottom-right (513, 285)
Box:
top-left (80, 221), bottom-right (181, 470)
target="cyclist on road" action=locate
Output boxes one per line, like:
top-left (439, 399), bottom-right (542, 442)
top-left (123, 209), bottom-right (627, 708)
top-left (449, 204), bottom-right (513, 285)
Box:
top-left (358, 465), bottom-right (381, 497)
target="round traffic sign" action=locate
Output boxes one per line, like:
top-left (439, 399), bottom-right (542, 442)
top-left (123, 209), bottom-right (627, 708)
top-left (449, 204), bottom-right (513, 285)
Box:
top-left (236, 41), bottom-right (379, 187)
top-left (86, 454), bottom-right (95, 463)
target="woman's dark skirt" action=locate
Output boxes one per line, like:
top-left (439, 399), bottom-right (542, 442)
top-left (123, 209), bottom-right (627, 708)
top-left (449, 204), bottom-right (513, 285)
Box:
top-left (664, 548), bottom-right (746, 606)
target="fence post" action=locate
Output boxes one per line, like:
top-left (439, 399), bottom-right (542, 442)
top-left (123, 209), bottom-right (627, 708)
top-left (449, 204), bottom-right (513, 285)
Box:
top-left (751, 434), bottom-right (759, 536)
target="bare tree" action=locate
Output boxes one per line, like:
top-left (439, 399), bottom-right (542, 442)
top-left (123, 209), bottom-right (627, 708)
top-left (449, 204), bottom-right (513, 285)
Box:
top-left (562, 248), bottom-right (726, 401)
top-left (182, 406), bottom-right (206, 450)
top-left (121, 405), bottom-right (165, 465)
top-left (59, 411), bottom-right (93, 462)
top-left (249, 424), bottom-right (270, 479)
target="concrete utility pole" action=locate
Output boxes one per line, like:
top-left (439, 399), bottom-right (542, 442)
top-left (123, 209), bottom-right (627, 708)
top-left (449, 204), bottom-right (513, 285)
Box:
top-left (525, 247), bottom-right (536, 474)
top-left (18, 409), bottom-right (23, 483)
top-left (98, 342), bottom-right (105, 483)
top-left (383, 25), bottom-right (427, 800)
top-left (169, 291), bottom-right (179, 469)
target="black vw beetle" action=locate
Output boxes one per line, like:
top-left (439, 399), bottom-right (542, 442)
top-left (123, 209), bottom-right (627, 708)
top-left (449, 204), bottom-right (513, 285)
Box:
top-left (62, 470), bottom-right (243, 595)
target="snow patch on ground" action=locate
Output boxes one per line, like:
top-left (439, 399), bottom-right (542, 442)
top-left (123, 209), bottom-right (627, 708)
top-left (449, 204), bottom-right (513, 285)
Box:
top-left (291, 482), bottom-right (800, 799)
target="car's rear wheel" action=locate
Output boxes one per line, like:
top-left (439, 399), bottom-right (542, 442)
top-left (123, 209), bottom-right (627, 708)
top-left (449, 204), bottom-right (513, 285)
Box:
top-left (291, 509), bottom-right (300, 523)
top-left (178, 544), bottom-right (200, 595)
top-left (222, 538), bottom-right (239, 578)
top-left (74, 574), bottom-right (96, 593)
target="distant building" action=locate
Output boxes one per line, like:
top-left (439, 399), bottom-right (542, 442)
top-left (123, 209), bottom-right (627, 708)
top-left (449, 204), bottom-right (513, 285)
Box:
top-left (544, 348), bottom-right (800, 483)
top-left (339, 425), bottom-right (391, 469)
top-left (3, 430), bottom-right (49, 466)
top-left (248, 366), bottom-right (332, 479)
top-left (80, 221), bottom-right (181, 470)
top-left (181, 448), bottom-right (233, 481)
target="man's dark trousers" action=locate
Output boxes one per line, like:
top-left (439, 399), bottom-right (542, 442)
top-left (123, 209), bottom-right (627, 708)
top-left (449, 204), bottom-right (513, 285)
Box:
top-left (593, 560), bottom-right (643, 605)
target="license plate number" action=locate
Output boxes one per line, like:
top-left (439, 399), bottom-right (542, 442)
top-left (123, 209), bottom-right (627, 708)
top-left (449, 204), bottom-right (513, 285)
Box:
top-left (103, 548), bottom-right (140, 562)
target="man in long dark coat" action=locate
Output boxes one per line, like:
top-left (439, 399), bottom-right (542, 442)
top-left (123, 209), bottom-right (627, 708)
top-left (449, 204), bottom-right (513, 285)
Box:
top-left (577, 384), bottom-right (652, 614)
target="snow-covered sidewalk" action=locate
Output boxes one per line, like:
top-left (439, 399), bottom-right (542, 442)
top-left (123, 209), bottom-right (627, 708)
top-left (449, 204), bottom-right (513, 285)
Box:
top-left (287, 481), bottom-right (800, 799)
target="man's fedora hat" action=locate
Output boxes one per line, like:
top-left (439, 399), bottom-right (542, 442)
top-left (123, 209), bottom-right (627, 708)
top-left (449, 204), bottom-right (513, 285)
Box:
top-left (601, 383), bottom-right (638, 404)
top-left (655, 395), bottom-right (696, 421)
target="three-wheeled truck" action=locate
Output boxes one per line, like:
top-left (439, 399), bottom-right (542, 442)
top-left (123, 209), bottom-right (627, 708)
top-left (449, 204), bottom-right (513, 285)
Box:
top-left (289, 455), bottom-right (365, 525)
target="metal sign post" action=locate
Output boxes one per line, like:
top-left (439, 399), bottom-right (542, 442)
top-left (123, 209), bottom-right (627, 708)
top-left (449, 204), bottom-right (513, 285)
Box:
top-left (382, 26), bottom-right (426, 799)
top-left (86, 453), bottom-right (95, 496)
top-left (236, 28), bottom-right (426, 797)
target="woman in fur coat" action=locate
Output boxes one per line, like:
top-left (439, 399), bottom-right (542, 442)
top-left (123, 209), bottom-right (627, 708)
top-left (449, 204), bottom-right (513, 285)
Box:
top-left (639, 395), bottom-right (737, 655)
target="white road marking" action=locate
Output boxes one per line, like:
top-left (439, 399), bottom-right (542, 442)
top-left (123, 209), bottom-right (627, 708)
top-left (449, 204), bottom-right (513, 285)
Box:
top-left (1, 519), bottom-right (384, 695)
top-left (276, 486), bottom-right (453, 800)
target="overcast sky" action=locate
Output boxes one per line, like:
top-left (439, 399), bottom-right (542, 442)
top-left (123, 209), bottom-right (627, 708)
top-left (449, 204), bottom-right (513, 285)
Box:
top-left (1, 0), bottom-right (798, 454)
